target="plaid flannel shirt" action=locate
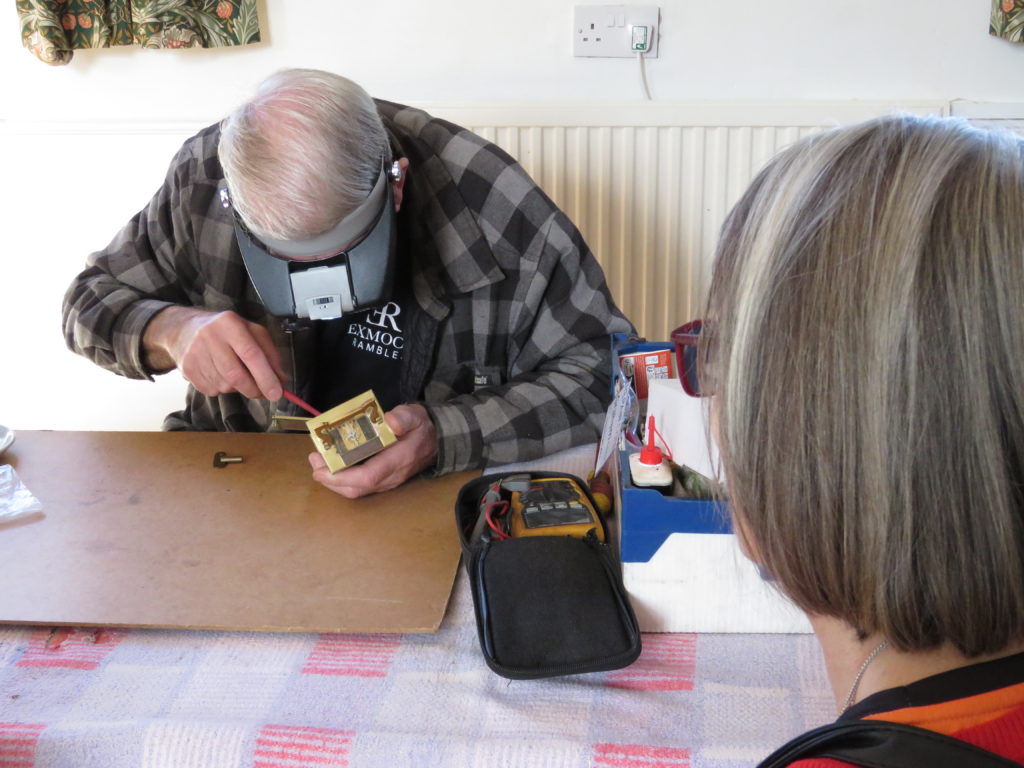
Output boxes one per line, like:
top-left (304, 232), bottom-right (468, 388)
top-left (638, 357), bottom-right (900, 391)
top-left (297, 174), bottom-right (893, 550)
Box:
top-left (62, 100), bottom-right (634, 474)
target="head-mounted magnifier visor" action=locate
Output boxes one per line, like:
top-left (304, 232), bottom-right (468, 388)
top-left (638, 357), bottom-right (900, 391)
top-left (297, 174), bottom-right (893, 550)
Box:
top-left (221, 158), bottom-right (399, 320)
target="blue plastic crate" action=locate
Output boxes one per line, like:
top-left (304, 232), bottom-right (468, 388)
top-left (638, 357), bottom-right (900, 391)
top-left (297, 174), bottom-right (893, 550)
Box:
top-left (616, 450), bottom-right (731, 563)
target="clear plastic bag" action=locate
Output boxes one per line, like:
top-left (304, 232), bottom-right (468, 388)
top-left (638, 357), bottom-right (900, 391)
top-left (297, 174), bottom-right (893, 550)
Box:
top-left (0, 464), bottom-right (43, 522)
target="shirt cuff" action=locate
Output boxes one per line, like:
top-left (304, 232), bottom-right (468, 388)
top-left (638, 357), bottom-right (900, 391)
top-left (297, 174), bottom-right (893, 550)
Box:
top-left (423, 401), bottom-right (482, 475)
top-left (112, 298), bottom-right (176, 382)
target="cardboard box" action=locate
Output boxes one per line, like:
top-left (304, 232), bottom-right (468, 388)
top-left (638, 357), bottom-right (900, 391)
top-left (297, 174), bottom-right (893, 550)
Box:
top-left (615, 451), bottom-right (811, 633)
top-left (617, 347), bottom-right (673, 399)
top-left (611, 335), bottom-right (812, 634)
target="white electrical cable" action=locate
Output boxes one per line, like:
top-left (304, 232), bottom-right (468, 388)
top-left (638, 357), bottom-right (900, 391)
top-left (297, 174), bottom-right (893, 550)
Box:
top-left (637, 51), bottom-right (652, 101)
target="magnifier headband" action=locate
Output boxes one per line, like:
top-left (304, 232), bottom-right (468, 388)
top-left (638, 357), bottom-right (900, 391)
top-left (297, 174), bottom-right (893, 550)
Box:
top-left (222, 157), bottom-right (399, 320)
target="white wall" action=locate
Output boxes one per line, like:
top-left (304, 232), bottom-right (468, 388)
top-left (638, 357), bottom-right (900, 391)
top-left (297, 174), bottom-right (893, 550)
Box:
top-left (2, 0), bottom-right (1023, 433)
top-left (3, 0), bottom-right (1023, 118)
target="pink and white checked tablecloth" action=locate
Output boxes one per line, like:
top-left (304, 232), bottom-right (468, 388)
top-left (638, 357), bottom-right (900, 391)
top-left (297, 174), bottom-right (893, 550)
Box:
top-left (0, 566), bottom-right (833, 768)
top-left (0, 446), bottom-right (835, 768)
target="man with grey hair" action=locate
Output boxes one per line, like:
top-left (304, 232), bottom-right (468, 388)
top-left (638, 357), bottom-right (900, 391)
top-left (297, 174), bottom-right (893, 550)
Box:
top-left (63, 68), bottom-right (632, 497)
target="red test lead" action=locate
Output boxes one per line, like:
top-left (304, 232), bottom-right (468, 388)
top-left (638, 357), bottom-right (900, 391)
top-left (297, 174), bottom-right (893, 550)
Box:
top-left (283, 389), bottom-right (321, 417)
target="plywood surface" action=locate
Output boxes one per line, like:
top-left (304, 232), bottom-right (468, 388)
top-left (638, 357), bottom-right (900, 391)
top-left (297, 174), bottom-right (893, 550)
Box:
top-left (0, 431), bottom-right (476, 633)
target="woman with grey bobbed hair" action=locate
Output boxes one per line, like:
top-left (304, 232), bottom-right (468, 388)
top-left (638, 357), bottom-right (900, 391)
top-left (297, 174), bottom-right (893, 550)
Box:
top-left (692, 115), bottom-right (1024, 765)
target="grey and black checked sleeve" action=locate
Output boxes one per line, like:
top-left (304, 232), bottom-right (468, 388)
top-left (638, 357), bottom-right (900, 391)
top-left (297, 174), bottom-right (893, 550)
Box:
top-left (62, 127), bottom-right (234, 383)
top-left (425, 212), bottom-right (633, 474)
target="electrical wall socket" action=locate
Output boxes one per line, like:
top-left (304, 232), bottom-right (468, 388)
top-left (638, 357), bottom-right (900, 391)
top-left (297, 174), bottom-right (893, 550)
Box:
top-left (573, 5), bottom-right (659, 58)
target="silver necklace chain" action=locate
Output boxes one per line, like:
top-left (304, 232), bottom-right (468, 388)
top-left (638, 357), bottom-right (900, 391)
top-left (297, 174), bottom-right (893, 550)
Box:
top-left (842, 639), bottom-right (888, 712)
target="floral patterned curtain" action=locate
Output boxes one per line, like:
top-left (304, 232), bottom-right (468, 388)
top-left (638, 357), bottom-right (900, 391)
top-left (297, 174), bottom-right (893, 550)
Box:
top-left (17, 0), bottom-right (261, 66)
top-left (992, 0), bottom-right (1024, 41)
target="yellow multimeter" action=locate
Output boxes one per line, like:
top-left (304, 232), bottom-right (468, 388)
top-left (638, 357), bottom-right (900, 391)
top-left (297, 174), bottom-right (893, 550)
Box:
top-left (508, 477), bottom-right (604, 541)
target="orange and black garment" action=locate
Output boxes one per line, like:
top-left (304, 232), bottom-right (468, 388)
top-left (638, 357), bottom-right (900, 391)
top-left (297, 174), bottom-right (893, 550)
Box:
top-left (792, 651), bottom-right (1024, 767)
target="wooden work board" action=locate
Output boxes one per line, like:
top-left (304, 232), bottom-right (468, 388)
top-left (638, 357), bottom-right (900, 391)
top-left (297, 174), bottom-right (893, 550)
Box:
top-left (0, 431), bottom-right (476, 633)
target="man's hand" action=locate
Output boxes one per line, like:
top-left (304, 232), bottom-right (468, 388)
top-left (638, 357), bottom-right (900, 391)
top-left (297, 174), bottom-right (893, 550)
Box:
top-left (308, 404), bottom-right (438, 498)
top-left (143, 306), bottom-right (286, 400)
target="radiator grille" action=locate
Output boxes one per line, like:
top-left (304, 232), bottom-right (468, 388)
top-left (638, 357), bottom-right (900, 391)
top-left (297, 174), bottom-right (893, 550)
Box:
top-left (469, 124), bottom-right (818, 339)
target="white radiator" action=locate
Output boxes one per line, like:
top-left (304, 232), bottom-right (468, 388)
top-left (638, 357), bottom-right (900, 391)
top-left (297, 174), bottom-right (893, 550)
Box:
top-left (434, 101), bottom-right (947, 340)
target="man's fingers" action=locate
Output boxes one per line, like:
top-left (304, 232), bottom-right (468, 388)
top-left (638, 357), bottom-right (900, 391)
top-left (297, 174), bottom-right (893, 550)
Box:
top-left (210, 349), bottom-right (262, 399)
top-left (179, 312), bottom-right (283, 400)
top-left (217, 317), bottom-right (283, 400)
top-left (179, 344), bottom-right (232, 397)
top-left (309, 451), bottom-right (390, 499)
top-left (309, 406), bottom-right (437, 498)
top-left (249, 322), bottom-right (288, 389)
top-left (235, 321), bottom-right (285, 400)
top-left (311, 449), bottom-right (404, 499)
top-left (199, 325), bottom-right (260, 398)
top-left (383, 409), bottom-right (414, 438)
